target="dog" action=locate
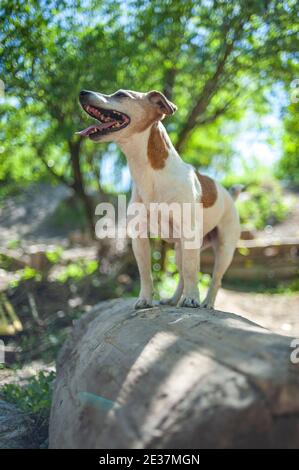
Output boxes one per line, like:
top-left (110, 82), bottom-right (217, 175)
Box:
top-left (77, 89), bottom-right (241, 309)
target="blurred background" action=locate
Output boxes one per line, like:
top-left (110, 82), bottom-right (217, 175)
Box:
top-left (0, 0), bottom-right (298, 447)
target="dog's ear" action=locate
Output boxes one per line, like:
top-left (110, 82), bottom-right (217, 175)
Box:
top-left (148, 91), bottom-right (177, 115)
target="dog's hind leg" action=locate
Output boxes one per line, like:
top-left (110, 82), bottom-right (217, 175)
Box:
top-left (201, 214), bottom-right (240, 309)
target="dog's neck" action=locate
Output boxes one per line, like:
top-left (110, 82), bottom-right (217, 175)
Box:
top-left (119, 121), bottom-right (182, 187)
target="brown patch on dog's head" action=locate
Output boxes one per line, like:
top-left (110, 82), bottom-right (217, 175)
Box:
top-left (133, 91), bottom-right (177, 133)
top-left (133, 106), bottom-right (163, 133)
top-left (147, 123), bottom-right (170, 170)
top-left (147, 91), bottom-right (177, 116)
top-left (196, 172), bottom-right (218, 208)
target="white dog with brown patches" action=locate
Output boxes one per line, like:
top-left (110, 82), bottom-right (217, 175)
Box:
top-left (77, 89), bottom-right (241, 309)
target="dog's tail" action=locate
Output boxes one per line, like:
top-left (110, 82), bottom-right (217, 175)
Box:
top-left (229, 184), bottom-right (244, 201)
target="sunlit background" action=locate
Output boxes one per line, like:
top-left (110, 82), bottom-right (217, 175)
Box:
top-left (0, 0), bottom-right (298, 448)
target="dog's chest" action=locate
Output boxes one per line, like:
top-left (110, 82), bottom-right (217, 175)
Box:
top-left (136, 173), bottom-right (179, 207)
top-left (135, 160), bottom-right (191, 207)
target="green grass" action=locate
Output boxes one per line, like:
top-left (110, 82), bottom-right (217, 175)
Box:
top-left (0, 370), bottom-right (56, 448)
top-left (9, 266), bottom-right (42, 288)
top-left (0, 370), bottom-right (55, 417)
top-left (53, 259), bottom-right (99, 283)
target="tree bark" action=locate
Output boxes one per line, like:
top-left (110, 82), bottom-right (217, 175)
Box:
top-left (49, 298), bottom-right (299, 449)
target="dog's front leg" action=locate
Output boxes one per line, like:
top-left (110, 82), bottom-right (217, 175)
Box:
top-left (132, 237), bottom-right (153, 309)
top-left (178, 242), bottom-right (200, 308)
top-left (160, 241), bottom-right (183, 306)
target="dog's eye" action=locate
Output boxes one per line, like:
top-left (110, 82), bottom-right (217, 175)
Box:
top-left (114, 91), bottom-right (128, 99)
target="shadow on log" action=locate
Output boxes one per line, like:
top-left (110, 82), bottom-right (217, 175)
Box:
top-left (49, 299), bottom-right (299, 449)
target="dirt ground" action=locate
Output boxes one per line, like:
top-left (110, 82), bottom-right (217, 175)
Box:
top-left (216, 288), bottom-right (299, 337)
top-left (216, 191), bottom-right (299, 337)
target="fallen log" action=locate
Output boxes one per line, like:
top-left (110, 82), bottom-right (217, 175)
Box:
top-left (49, 299), bottom-right (299, 449)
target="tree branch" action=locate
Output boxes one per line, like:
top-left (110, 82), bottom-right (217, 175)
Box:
top-left (176, 40), bottom-right (235, 152)
top-left (175, 14), bottom-right (251, 152)
top-left (197, 93), bottom-right (240, 126)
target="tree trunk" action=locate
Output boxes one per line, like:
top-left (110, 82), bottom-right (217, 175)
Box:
top-left (69, 140), bottom-right (95, 237)
top-left (49, 299), bottom-right (299, 449)
top-left (163, 67), bottom-right (176, 101)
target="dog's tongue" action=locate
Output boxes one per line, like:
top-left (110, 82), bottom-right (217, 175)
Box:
top-left (76, 121), bottom-right (116, 137)
top-left (75, 126), bottom-right (99, 137)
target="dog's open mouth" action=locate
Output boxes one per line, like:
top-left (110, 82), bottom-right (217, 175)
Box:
top-left (76, 104), bottom-right (130, 139)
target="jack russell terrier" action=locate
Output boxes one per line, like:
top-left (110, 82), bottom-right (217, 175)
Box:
top-left (77, 89), bottom-right (241, 309)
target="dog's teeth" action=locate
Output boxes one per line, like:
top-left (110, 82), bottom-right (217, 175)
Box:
top-left (83, 104), bottom-right (127, 132)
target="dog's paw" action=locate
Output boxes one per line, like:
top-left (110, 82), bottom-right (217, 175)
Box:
top-left (134, 297), bottom-right (153, 310)
top-left (178, 296), bottom-right (200, 308)
top-left (201, 298), bottom-right (215, 310)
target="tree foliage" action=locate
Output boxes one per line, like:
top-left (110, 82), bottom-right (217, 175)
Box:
top-left (1, 0), bottom-right (298, 229)
top-left (276, 102), bottom-right (299, 185)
